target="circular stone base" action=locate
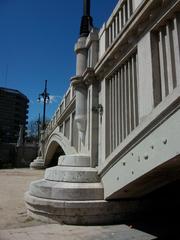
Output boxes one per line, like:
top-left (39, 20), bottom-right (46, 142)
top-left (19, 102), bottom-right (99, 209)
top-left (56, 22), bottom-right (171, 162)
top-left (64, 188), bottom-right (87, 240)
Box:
top-left (58, 155), bottom-right (90, 167)
top-left (25, 191), bottom-right (143, 225)
top-left (29, 179), bottom-right (104, 201)
top-left (30, 157), bottom-right (45, 169)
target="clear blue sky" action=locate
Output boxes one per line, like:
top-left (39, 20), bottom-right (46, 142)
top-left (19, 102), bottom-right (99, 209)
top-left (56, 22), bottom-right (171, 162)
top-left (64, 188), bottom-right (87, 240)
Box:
top-left (0, 0), bottom-right (117, 122)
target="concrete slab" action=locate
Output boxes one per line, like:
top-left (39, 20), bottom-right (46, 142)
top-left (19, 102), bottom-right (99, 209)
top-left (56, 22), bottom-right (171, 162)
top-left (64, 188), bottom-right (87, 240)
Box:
top-left (0, 224), bottom-right (157, 240)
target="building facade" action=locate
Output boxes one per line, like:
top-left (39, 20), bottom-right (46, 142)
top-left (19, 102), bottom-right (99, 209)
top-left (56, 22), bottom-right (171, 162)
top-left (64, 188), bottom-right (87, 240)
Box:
top-left (0, 87), bottom-right (29, 143)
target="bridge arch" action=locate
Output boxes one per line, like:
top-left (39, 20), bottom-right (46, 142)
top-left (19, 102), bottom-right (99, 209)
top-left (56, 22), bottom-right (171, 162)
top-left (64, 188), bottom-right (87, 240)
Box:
top-left (44, 131), bottom-right (77, 167)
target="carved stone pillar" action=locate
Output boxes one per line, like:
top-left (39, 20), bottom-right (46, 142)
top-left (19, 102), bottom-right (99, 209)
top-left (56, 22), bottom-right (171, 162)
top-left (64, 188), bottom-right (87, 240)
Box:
top-left (71, 37), bottom-right (88, 152)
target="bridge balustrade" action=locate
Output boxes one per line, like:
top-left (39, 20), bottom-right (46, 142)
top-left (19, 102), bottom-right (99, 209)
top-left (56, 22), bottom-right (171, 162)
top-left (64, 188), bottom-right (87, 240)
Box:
top-left (106, 51), bottom-right (139, 156)
top-left (44, 86), bottom-right (76, 142)
top-left (106, 0), bottom-right (133, 49)
top-left (65, 89), bottom-right (71, 107)
top-left (103, 8), bottom-right (180, 159)
top-left (152, 14), bottom-right (180, 106)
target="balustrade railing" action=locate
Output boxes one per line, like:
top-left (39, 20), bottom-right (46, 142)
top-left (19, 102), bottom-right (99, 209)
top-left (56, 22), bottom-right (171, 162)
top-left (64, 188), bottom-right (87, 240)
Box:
top-left (106, 52), bottom-right (139, 156)
top-left (152, 14), bottom-right (180, 106)
top-left (44, 86), bottom-right (75, 139)
top-left (64, 117), bottom-right (70, 139)
top-left (65, 89), bottom-right (71, 107)
top-left (106, 0), bottom-right (133, 49)
top-left (105, 12), bottom-right (180, 157)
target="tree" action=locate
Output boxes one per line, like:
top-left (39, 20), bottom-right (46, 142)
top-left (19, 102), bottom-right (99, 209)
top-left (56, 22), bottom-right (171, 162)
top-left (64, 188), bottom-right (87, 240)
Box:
top-left (26, 119), bottom-right (39, 143)
top-left (26, 117), bottom-right (50, 143)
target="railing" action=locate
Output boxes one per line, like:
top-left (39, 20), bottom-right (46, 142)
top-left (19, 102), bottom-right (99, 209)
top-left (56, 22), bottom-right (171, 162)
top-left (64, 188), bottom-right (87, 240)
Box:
top-left (152, 13), bottom-right (180, 107)
top-left (44, 86), bottom-right (75, 139)
top-left (105, 11), bottom-right (180, 157)
top-left (106, 0), bottom-right (133, 49)
top-left (64, 117), bottom-right (70, 139)
top-left (65, 90), bottom-right (71, 107)
top-left (106, 52), bottom-right (139, 156)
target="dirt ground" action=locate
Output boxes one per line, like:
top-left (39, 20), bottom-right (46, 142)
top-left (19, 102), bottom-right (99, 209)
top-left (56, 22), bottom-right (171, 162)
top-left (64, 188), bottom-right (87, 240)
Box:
top-left (0, 169), bottom-right (179, 239)
top-left (0, 168), bottom-right (45, 230)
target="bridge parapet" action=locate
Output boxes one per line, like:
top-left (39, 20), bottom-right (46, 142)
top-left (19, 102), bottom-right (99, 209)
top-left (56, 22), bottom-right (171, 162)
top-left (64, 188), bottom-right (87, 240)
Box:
top-left (44, 86), bottom-right (76, 142)
top-left (98, 0), bottom-right (143, 58)
top-left (99, 2), bottom-right (180, 156)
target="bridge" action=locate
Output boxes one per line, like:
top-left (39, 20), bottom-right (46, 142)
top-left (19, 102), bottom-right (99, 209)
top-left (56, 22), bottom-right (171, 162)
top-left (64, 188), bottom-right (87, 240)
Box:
top-left (25, 0), bottom-right (180, 224)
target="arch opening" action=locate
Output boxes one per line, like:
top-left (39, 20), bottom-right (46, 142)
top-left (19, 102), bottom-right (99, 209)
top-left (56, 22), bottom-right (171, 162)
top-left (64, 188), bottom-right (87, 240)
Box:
top-left (45, 141), bottom-right (65, 167)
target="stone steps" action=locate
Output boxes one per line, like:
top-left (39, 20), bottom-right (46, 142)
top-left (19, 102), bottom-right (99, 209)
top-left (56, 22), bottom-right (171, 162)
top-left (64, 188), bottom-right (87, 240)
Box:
top-left (29, 179), bottom-right (104, 200)
top-left (58, 155), bottom-right (90, 167)
top-left (44, 166), bottom-right (100, 183)
top-left (25, 192), bottom-right (140, 225)
top-left (25, 154), bottom-right (133, 224)
top-left (30, 157), bottom-right (45, 169)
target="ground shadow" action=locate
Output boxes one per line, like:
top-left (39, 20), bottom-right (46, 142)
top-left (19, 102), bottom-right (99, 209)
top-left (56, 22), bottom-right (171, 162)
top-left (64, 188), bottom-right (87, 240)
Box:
top-left (125, 180), bottom-right (180, 239)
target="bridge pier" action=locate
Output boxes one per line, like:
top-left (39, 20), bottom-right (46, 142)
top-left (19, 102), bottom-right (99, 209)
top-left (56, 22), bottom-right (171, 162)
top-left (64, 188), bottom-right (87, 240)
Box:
top-left (29, 156), bottom-right (45, 169)
top-left (30, 130), bottom-right (46, 169)
top-left (25, 154), bottom-right (145, 224)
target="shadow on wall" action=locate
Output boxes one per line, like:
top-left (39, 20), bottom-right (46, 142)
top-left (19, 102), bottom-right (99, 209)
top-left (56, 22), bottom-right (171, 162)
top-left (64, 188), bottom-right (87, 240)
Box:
top-left (0, 143), bottom-right (38, 169)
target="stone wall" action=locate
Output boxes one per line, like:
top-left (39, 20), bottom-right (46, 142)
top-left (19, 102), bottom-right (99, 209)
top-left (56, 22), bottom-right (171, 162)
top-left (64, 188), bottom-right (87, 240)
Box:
top-left (16, 144), bottom-right (38, 168)
top-left (0, 143), bottom-right (38, 168)
top-left (0, 143), bottom-right (16, 168)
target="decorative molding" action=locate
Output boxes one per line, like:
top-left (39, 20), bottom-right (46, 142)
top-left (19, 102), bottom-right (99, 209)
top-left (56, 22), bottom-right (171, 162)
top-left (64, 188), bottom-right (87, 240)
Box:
top-left (83, 67), bottom-right (96, 85)
top-left (71, 75), bottom-right (84, 87)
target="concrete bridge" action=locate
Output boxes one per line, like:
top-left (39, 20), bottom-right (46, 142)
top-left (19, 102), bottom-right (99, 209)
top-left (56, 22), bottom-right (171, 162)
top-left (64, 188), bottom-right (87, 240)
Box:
top-left (25, 0), bottom-right (180, 224)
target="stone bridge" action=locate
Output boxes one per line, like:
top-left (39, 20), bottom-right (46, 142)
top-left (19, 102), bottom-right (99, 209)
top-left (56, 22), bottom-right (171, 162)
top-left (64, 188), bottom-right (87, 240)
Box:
top-left (25, 0), bottom-right (180, 224)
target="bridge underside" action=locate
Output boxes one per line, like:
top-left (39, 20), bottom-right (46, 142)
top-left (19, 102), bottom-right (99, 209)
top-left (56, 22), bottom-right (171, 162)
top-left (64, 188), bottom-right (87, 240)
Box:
top-left (107, 154), bottom-right (180, 199)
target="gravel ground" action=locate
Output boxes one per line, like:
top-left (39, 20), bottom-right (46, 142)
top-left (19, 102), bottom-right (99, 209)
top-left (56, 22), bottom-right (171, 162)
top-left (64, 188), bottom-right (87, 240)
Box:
top-left (0, 168), bottom-right (44, 230)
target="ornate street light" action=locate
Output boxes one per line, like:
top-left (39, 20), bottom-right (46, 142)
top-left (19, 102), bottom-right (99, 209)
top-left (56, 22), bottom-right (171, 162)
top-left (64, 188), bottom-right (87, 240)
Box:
top-left (37, 80), bottom-right (50, 130)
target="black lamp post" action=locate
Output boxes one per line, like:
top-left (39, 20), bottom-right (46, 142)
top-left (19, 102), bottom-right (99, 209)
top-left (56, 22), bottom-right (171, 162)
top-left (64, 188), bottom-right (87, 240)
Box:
top-left (80, 0), bottom-right (93, 37)
top-left (38, 80), bottom-right (50, 130)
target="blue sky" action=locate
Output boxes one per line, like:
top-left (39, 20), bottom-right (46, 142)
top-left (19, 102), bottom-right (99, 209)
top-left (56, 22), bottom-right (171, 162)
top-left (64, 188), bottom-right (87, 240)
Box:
top-left (0, 0), bottom-right (117, 122)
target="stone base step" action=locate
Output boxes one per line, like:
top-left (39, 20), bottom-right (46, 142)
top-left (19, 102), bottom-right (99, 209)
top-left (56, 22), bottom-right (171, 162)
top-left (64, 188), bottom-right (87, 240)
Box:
top-left (30, 157), bottom-right (45, 169)
top-left (25, 192), bottom-right (143, 225)
top-left (45, 166), bottom-right (100, 182)
top-left (58, 155), bottom-right (90, 167)
top-left (29, 179), bottom-right (104, 200)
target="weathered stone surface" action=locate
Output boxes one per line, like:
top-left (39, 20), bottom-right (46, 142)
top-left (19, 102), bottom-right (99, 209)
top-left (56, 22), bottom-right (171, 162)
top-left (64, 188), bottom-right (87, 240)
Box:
top-left (29, 179), bottom-right (104, 200)
top-left (58, 154), bottom-right (90, 167)
top-left (44, 166), bottom-right (100, 183)
top-left (25, 192), bottom-right (145, 225)
top-left (30, 157), bottom-right (45, 169)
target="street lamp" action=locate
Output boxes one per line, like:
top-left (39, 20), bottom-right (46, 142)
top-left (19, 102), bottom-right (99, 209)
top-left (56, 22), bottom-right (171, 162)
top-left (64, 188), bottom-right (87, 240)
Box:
top-left (37, 80), bottom-right (50, 130)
